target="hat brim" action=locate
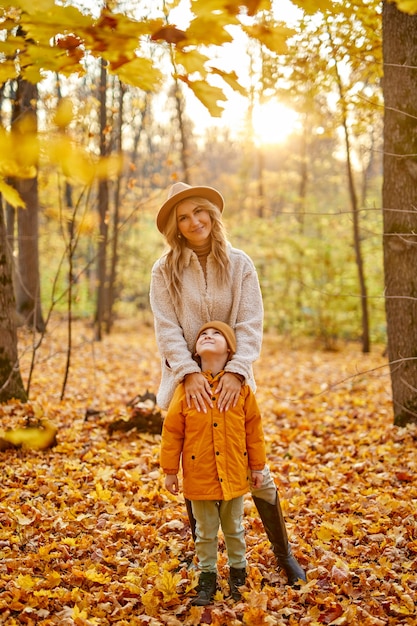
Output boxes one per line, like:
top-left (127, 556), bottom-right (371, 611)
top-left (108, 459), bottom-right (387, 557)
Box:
top-left (157, 186), bottom-right (224, 234)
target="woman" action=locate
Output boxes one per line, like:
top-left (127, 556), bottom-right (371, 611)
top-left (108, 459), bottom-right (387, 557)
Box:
top-left (150, 181), bottom-right (306, 586)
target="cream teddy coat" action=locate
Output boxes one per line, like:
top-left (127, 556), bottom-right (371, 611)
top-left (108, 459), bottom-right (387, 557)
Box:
top-left (150, 243), bottom-right (263, 409)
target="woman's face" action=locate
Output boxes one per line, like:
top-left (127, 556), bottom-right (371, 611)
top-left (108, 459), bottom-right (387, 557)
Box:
top-left (176, 198), bottom-right (212, 246)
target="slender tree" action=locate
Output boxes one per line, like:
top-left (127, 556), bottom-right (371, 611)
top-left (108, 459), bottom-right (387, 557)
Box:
top-left (95, 59), bottom-right (110, 341)
top-left (106, 77), bottom-right (125, 334)
top-left (326, 24), bottom-right (371, 353)
top-left (0, 196), bottom-right (27, 403)
top-left (11, 79), bottom-right (45, 332)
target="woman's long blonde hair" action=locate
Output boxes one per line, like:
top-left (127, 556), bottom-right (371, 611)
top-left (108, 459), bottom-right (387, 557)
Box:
top-left (162, 197), bottom-right (231, 309)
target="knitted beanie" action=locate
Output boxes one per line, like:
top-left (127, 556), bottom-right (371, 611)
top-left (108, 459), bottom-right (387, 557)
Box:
top-left (195, 321), bottom-right (236, 359)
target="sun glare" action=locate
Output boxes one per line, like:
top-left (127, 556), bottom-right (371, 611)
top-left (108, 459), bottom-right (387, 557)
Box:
top-left (253, 101), bottom-right (299, 145)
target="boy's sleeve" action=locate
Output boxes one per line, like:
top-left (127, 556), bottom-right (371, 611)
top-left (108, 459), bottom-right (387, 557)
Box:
top-left (243, 387), bottom-right (267, 471)
top-left (159, 386), bottom-right (186, 474)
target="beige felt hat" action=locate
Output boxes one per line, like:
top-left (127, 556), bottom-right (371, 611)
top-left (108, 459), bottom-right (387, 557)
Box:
top-left (156, 181), bottom-right (224, 233)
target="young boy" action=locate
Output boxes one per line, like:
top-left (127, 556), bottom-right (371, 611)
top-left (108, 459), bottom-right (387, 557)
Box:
top-left (160, 320), bottom-right (266, 606)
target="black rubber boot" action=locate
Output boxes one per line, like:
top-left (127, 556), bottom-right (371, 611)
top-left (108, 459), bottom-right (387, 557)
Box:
top-left (185, 498), bottom-right (197, 541)
top-left (253, 493), bottom-right (306, 587)
top-left (191, 571), bottom-right (217, 606)
top-left (229, 567), bottom-right (246, 601)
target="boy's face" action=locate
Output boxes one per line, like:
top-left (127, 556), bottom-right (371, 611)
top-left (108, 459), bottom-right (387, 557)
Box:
top-left (196, 328), bottom-right (229, 360)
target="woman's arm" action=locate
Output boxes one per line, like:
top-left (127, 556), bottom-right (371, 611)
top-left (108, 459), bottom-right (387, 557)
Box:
top-left (224, 252), bottom-right (264, 383)
top-left (150, 261), bottom-right (200, 382)
top-left (150, 261), bottom-right (212, 410)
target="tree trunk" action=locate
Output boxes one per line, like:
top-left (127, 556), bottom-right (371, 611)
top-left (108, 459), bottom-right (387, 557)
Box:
top-left (342, 113), bottom-right (370, 354)
top-left (173, 79), bottom-right (190, 183)
top-left (12, 79), bottom-right (45, 332)
top-left (329, 27), bottom-right (370, 354)
top-left (95, 59), bottom-right (109, 341)
top-left (383, 2), bottom-right (417, 426)
top-left (296, 119), bottom-right (308, 235)
top-left (106, 79), bottom-right (124, 334)
top-left (0, 197), bottom-right (27, 403)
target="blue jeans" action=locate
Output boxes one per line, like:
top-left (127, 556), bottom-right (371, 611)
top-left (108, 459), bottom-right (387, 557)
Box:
top-left (191, 498), bottom-right (246, 573)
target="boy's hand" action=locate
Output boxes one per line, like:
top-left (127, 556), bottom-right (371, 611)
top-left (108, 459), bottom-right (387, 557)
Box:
top-left (165, 474), bottom-right (179, 494)
top-left (251, 470), bottom-right (264, 489)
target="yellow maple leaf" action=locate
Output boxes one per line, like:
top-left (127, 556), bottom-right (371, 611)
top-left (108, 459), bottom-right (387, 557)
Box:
top-left (141, 588), bottom-right (160, 617)
top-left (0, 178), bottom-right (25, 209)
top-left (209, 67), bottom-right (247, 96)
top-left (84, 566), bottom-right (112, 584)
top-left (108, 56), bottom-right (163, 92)
top-left (62, 537), bottom-right (78, 547)
top-left (245, 589), bottom-right (268, 609)
top-left (389, 0), bottom-right (417, 13)
top-left (190, 0), bottom-right (271, 17)
top-left (174, 49), bottom-right (210, 75)
top-left (186, 15), bottom-right (236, 46)
top-left (0, 60), bottom-right (18, 85)
top-left (94, 482), bottom-right (112, 501)
top-left (180, 77), bottom-right (227, 117)
top-left (144, 561), bottom-right (160, 577)
top-left (155, 569), bottom-right (182, 603)
top-left (96, 154), bottom-right (124, 181)
top-left (53, 97), bottom-right (74, 128)
top-left (71, 605), bottom-right (89, 620)
top-left (38, 544), bottom-right (53, 559)
top-left (16, 574), bottom-right (36, 590)
top-left (291, 0), bottom-right (335, 14)
top-left (45, 571), bottom-right (61, 589)
top-left (0, 420), bottom-right (57, 451)
top-left (390, 601), bottom-right (415, 616)
top-left (316, 522), bottom-right (343, 543)
top-left (0, 130), bottom-right (38, 183)
top-left (243, 22), bottom-right (295, 54)
top-left (187, 605), bottom-right (205, 624)
top-left (242, 605), bottom-right (269, 625)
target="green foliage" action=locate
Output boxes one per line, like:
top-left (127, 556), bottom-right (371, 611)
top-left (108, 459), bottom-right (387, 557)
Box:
top-left (228, 204), bottom-right (385, 348)
top-left (36, 170), bottom-right (385, 348)
top-left (1, 0), bottom-right (386, 348)
top-left (112, 214), bottom-right (165, 320)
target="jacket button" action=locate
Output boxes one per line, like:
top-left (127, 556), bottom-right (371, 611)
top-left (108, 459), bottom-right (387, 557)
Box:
top-left (192, 455), bottom-right (195, 459)
top-left (213, 423), bottom-right (218, 427)
top-left (216, 451), bottom-right (219, 456)
top-left (244, 451), bottom-right (247, 456)
top-left (211, 396), bottom-right (216, 401)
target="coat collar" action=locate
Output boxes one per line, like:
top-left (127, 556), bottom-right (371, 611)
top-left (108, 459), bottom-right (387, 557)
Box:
top-left (203, 370), bottom-right (225, 383)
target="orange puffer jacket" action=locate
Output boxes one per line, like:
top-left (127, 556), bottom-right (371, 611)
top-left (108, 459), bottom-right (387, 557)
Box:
top-left (160, 371), bottom-right (266, 501)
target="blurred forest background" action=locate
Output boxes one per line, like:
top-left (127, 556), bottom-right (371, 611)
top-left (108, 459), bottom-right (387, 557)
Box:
top-left (1, 0), bottom-right (384, 348)
top-left (2, 4), bottom-right (417, 621)
top-left (1, 0), bottom-right (413, 414)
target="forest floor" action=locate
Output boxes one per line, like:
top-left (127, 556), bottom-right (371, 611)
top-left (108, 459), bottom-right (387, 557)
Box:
top-left (0, 319), bottom-right (416, 625)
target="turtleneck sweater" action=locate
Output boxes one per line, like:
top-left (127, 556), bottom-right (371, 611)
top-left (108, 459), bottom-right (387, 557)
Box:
top-left (187, 240), bottom-right (211, 278)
